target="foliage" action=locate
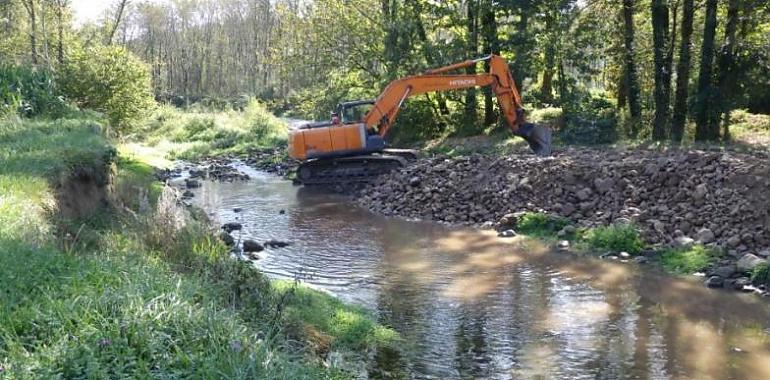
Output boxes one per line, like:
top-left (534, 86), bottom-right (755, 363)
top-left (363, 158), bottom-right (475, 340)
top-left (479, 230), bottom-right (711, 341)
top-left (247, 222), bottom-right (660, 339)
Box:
top-left (659, 245), bottom-right (719, 274)
top-left (559, 91), bottom-right (620, 145)
top-left (0, 64), bottom-right (70, 118)
top-left (582, 223), bottom-right (644, 255)
top-left (59, 45), bottom-right (154, 131)
top-left (514, 212), bottom-right (570, 237)
top-left (751, 262), bottom-right (770, 287)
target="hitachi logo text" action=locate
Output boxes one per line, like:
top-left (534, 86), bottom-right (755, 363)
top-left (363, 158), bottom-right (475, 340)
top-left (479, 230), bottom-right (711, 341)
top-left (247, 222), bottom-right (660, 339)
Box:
top-left (449, 79), bottom-right (475, 86)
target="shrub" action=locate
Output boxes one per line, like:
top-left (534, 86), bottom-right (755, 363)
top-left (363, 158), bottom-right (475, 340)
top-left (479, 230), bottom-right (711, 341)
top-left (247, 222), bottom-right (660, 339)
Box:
top-left (59, 46), bottom-right (154, 132)
top-left (583, 224), bottom-right (644, 254)
top-left (660, 245), bottom-right (719, 274)
top-left (751, 262), bottom-right (770, 287)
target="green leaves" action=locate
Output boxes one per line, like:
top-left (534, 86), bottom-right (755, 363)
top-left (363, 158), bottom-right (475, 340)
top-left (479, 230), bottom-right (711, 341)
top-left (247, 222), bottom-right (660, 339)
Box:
top-left (58, 46), bottom-right (154, 133)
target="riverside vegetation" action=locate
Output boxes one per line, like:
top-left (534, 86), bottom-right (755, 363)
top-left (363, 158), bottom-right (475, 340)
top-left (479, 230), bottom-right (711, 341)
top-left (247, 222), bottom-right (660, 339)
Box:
top-left (0, 112), bottom-right (400, 377)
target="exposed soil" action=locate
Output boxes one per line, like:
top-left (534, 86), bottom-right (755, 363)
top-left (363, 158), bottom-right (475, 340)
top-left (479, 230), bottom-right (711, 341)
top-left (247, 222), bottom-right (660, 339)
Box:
top-left (55, 165), bottom-right (112, 220)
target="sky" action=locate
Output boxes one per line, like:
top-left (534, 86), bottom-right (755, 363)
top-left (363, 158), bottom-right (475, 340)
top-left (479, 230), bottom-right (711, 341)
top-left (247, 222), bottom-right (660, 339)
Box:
top-left (71, 0), bottom-right (113, 26)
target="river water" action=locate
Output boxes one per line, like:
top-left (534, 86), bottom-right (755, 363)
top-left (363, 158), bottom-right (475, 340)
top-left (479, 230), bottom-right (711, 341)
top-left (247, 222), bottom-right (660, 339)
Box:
top-left (189, 166), bottom-right (770, 380)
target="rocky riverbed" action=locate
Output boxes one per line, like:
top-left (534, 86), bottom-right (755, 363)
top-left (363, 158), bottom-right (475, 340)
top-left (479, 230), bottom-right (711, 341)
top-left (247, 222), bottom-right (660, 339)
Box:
top-left (355, 147), bottom-right (770, 290)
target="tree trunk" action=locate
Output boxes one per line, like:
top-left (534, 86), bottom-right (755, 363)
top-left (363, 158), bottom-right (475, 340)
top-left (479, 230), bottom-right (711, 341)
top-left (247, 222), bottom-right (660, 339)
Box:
top-left (540, 11), bottom-right (556, 104)
top-left (651, 0), bottom-right (671, 140)
top-left (40, 0), bottom-right (49, 64)
top-left (107, 0), bottom-right (129, 46)
top-left (511, 7), bottom-right (531, 91)
top-left (56, 0), bottom-right (66, 64)
top-left (623, 0), bottom-right (642, 134)
top-left (671, 0), bottom-right (693, 143)
top-left (464, 0), bottom-right (478, 126)
top-left (694, 0), bottom-right (718, 141)
top-left (481, 0), bottom-right (499, 126)
top-left (381, 0), bottom-right (399, 78)
top-left (22, 0), bottom-right (38, 64)
top-left (715, 0), bottom-right (741, 141)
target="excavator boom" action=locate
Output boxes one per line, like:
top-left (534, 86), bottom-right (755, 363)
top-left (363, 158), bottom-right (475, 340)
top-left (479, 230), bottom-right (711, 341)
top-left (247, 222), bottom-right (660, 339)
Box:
top-left (289, 55), bottom-right (552, 184)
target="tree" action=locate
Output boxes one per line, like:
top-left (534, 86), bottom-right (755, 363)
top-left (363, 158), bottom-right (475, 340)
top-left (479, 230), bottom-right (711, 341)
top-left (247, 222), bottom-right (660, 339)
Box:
top-left (694, 0), bottom-right (719, 141)
top-left (622, 0), bottom-right (642, 134)
top-left (651, 0), bottom-right (671, 140)
top-left (671, 0), bottom-right (693, 143)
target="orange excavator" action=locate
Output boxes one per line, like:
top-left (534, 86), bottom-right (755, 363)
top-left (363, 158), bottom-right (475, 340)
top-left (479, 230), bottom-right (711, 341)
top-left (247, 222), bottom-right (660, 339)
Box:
top-left (288, 54), bottom-right (552, 184)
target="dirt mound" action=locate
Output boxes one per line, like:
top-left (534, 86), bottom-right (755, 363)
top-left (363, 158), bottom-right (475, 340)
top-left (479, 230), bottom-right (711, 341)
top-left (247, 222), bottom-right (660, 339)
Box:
top-left (356, 147), bottom-right (770, 255)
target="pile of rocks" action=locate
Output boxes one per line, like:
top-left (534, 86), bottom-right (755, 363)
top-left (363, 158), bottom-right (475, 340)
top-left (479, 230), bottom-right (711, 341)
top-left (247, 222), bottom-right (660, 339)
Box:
top-left (244, 147), bottom-right (297, 177)
top-left (189, 158), bottom-right (251, 182)
top-left (356, 147), bottom-right (770, 258)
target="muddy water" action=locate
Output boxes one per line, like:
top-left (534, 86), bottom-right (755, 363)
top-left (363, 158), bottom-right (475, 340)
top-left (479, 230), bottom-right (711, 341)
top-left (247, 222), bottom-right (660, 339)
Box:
top-left (190, 166), bottom-right (770, 380)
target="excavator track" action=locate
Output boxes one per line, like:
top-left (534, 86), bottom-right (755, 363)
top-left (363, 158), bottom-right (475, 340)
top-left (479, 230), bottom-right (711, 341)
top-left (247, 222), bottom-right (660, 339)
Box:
top-left (297, 153), bottom-right (411, 185)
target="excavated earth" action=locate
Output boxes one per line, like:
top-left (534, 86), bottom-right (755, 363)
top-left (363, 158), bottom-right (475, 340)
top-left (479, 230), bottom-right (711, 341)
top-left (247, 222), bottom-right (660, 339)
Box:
top-left (356, 147), bottom-right (770, 261)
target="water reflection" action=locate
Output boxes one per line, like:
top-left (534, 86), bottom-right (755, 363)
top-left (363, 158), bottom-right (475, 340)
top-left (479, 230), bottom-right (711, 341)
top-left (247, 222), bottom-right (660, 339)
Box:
top-left (191, 169), bottom-right (770, 380)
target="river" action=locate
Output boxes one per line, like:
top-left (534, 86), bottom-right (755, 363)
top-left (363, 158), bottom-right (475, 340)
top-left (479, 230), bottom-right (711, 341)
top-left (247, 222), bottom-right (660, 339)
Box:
top-left (188, 164), bottom-right (770, 380)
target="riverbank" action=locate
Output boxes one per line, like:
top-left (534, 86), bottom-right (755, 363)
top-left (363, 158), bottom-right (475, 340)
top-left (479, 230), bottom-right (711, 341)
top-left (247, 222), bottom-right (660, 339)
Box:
top-left (355, 147), bottom-right (770, 294)
top-left (0, 116), bottom-right (400, 378)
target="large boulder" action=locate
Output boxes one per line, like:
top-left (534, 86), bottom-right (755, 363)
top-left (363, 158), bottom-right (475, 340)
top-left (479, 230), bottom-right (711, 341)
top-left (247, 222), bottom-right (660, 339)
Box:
top-left (243, 239), bottom-right (264, 252)
top-left (736, 253), bottom-right (766, 273)
top-left (694, 228), bottom-right (715, 244)
top-left (222, 222), bottom-right (242, 233)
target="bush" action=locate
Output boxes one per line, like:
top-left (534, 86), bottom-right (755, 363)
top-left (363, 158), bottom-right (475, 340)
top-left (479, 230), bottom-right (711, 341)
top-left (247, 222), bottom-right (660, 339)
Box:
top-left (59, 46), bottom-right (155, 132)
top-left (660, 245), bottom-right (719, 274)
top-left (583, 224), bottom-right (644, 254)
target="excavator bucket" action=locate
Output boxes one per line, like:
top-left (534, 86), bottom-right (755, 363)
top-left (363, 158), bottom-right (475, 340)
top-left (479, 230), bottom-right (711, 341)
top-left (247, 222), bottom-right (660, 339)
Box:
top-left (517, 123), bottom-right (553, 156)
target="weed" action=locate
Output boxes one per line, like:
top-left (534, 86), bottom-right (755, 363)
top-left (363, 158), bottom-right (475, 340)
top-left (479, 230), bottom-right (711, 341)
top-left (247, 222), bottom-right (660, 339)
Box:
top-left (659, 245), bottom-right (719, 274)
top-left (583, 224), bottom-right (644, 254)
top-left (751, 262), bottom-right (770, 286)
top-left (515, 212), bottom-right (570, 237)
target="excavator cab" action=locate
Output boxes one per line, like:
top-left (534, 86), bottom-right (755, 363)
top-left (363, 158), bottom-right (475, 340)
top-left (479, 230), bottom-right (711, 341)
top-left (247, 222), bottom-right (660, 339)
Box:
top-left (337, 100), bottom-right (375, 124)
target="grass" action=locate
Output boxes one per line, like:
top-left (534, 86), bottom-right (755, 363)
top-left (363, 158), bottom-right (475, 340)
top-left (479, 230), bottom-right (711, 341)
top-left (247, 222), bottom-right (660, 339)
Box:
top-left (582, 224), bottom-right (645, 255)
top-left (514, 212), bottom-right (570, 238)
top-left (506, 212), bottom-right (646, 257)
top-left (0, 116), bottom-right (399, 378)
top-left (751, 262), bottom-right (770, 286)
top-left (134, 99), bottom-right (288, 160)
top-left (659, 245), bottom-right (720, 274)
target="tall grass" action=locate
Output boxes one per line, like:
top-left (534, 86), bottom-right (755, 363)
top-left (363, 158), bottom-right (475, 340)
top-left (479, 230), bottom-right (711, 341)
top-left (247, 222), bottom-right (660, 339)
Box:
top-left (0, 64), bottom-right (71, 118)
top-left (137, 99), bottom-right (288, 160)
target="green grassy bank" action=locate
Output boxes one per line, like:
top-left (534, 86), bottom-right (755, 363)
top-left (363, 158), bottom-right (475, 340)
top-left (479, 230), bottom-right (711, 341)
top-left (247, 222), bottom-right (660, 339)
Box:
top-left (0, 116), bottom-right (399, 379)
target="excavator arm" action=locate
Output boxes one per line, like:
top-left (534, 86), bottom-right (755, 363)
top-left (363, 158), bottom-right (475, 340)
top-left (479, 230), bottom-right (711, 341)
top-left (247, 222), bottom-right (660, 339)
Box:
top-left (362, 55), bottom-right (551, 155)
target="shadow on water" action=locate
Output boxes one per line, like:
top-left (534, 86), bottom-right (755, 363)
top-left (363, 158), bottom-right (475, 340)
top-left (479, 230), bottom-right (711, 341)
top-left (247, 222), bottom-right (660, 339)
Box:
top-left (190, 170), bottom-right (770, 380)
